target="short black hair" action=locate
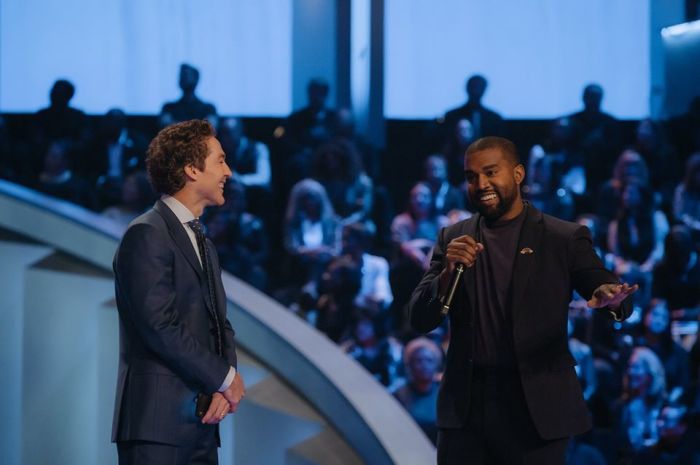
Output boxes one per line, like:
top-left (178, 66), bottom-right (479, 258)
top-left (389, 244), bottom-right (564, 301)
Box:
top-left (465, 136), bottom-right (520, 166)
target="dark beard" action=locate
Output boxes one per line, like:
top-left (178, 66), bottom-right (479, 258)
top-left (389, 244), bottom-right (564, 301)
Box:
top-left (475, 191), bottom-right (511, 221)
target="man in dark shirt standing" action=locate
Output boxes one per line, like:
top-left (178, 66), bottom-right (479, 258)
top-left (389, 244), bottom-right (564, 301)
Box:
top-left (408, 137), bottom-right (638, 465)
top-left (160, 64), bottom-right (218, 127)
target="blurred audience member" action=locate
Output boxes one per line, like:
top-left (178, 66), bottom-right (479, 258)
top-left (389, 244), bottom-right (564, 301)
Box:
top-left (569, 309), bottom-right (598, 402)
top-left (634, 299), bottom-right (690, 396)
top-left (652, 225), bottom-right (700, 320)
top-left (390, 183), bottom-right (448, 330)
top-left (441, 117), bottom-right (476, 185)
top-left (101, 171), bottom-right (154, 225)
top-left (329, 107), bottom-right (380, 179)
top-left (617, 347), bottom-right (666, 453)
top-left (34, 79), bottom-right (88, 147)
top-left (422, 154), bottom-right (464, 216)
top-left (633, 118), bottom-right (680, 207)
top-left (341, 222), bottom-right (393, 316)
top-left (565, 438), bottom-right (607, 465)
top-left (84, 109), bottom-right (147, 183)
top-left (392, 337), bottom-right (442, 444)
top-left (673, 153), bottom-right (700, 240)
top-left (444, 74), bottom-right (505, 140)
top-left (314, 255), bottom-right (362, 342)
top-left (160, 64), bottom-right (217, 126)
top-left (284, 179), bottom-right (339, 288)
top-left (597, 149), bottom-right (650, 222)
top-left (391, 182), bottom-right (448, 272)
top-left (218, 117), bottom-right (271, 190)
top-left (36, 139), bottom-right (91, 208)
top-left (280, 78), bottom-right (336, 155)
top-left (523, 144), bottom-right (576, 220)
top-left (206, 182), bottom-right (268, 290)
top-left (569, 83), bottom-right (621, 192)
top-left (607, 183), bottom-right (668, 307)
top-left (312, 140), bottom-right (373, 226)
top-left (630, 403), bottom-right (700, 465)
top-left (341, 314), bottom-right (403, 387)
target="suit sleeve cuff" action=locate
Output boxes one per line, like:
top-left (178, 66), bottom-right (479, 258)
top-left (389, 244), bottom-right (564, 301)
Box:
top-left (218, 366), bottom-right (237, 392)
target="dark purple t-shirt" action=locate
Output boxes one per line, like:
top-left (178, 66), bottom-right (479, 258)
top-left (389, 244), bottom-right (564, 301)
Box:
top-left (473, 206), bottom-right (527, 366)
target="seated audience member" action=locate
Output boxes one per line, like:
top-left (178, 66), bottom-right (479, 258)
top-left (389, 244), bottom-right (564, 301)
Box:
top-left (283, 179), bottom-right (339, 288)
top-left (314, 255), bottom-right (362, 342)
top-left (569, 308), bottom-right (597, 402)
top-left (652, 225), bottom-right (700, 320)
top-left (569, 83), bottom-right (621, 192)
top-left (329, 107), bottom-right (381, 180)
top-left (312, 140), bottom-right (373, 226)
top-left (35, 139), bottom-right (91, 208)
top-left (673, 153), bottom-right (700, 240)
top-left (422, 154), bottom-right (464, 216)
top-left (633, 118), bottom-right (680, 206)
top-left (441, 117), bottom-right (476, 186)
top-left (630, 403), bottom-right (700, 465)
top-left (392, 337), bottom-right (443, 444)
top-left (597, 149), bottom-right (651, 222)
top-left (607, 183), bottom-right (668, 307)
top-left (634, 299), bottom-right (690, 396)
top-left (341, 222), bottom-right (393, 316)
top-left (101, 171), bottom-right (154, 225)
top-left (523, 143), bottom-right (576, 220)
top-left (160, 63), bottom-right (217, 126)
top-left (617, 347), bottom-right (666, 454)
top-left (390, 182), bottom-right (449, 329)
top-left (83, 109), bottom-right (147, 184)
top-left (205, 182), bottom-right (268, 290)
top-left (443, 74), bottom-right (505, 140)
top-left (218, 117), bottom-right (270, 190)
top-left (391, 182), bottom-right (449, 271)
top-left (341, 314), bottom-right (403, 387)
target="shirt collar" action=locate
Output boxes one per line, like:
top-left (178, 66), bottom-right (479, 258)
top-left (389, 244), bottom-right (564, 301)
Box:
top-left (161, 195), bottom-right (196, 224)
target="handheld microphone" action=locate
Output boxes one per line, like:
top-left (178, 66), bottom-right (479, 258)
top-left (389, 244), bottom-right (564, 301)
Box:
top-left (441, 263), bottom-right (465, 315)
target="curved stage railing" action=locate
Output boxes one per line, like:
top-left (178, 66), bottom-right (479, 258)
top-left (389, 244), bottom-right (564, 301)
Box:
top-left (0, 179), bottom-right (435, 465)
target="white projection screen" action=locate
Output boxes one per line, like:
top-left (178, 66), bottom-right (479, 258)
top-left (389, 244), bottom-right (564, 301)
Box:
top-left (385, 0), bottom-right (650, 119)
top-left (0, 0), bottom-right (292, 116)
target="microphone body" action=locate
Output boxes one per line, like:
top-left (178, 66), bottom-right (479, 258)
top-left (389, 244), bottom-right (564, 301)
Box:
top-left (441, 263), bottom-right (465, 315)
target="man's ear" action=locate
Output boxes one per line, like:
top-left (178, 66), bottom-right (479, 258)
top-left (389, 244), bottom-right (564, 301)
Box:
top-left (514, 164), bottom-right (525, 185)
top-left (183, 164), bottom-right (198, 181)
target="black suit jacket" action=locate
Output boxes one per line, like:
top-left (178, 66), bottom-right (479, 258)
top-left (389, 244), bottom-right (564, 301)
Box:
top-left (111, 200), bottom-right (237, 446)
top-left (408, 206), bottom-right (630, 440)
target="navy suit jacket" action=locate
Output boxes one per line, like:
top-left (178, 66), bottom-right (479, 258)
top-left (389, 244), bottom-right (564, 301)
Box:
top-left (408, 205), bottom-right (631, 440)
top-left (111, 200), bottom-right (237, 446)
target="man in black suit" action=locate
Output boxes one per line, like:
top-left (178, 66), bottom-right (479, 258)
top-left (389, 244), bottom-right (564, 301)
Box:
top-left (408, 137), bottom-right (637, 465)
top-left (444, 75), bottom-right (506, 140)
top-left (112, 120), bottom-right (245, 464)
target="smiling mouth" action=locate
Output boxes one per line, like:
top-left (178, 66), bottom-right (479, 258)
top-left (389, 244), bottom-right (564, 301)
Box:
top-left (479, 192), bottom-right (498, 203)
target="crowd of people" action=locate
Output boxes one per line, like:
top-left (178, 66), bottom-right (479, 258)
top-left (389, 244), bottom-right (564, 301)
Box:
top-left (1, 66), bottom-right (700, 464)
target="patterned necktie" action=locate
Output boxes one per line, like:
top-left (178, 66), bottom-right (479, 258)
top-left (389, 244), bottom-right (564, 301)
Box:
top-left (187, 218), bottom-right (223, 357)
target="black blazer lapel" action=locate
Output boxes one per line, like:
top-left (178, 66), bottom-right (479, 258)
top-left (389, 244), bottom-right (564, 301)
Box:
top-left (509, 205), bottom-right (543, 320)
top-left (153, 200), bottom-right (205, 283)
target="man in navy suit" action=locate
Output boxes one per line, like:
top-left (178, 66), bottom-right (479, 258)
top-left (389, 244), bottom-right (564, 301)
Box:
top-left (112, 120), bottom-right (245, 464)
top-left (408, 137), bottom-right (638, 465)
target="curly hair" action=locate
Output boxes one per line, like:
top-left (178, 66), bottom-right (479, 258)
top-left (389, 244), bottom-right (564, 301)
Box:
top-left (146, 120), bottom-right (215, 195)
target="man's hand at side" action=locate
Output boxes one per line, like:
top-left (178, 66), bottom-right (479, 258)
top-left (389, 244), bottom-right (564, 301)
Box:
top-left (222, 372), bottom-right (245, 413)
top-left (201, 392), bottom-right (230, 424)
